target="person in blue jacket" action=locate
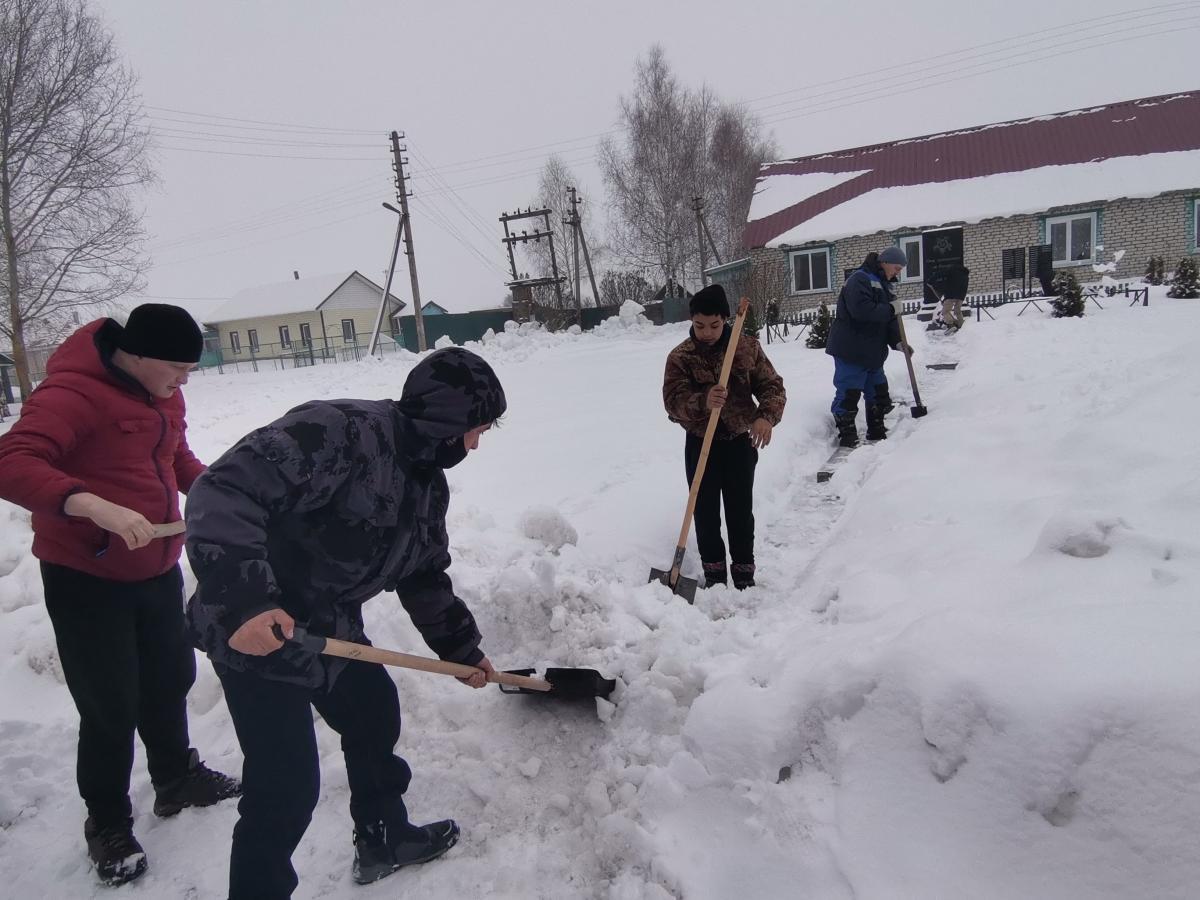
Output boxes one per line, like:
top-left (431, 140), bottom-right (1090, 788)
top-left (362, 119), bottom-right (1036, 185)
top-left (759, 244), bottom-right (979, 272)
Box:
top-left (826, 247), bottom-right (914, 447)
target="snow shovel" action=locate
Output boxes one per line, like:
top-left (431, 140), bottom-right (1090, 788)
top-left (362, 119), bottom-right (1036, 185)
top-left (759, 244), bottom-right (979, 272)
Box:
top-left (894, 309), bottom-right (928, 418)
top-left (649, 296), bottom-right (752, 604)
top-left (278, 625), bottom-right (615, 701)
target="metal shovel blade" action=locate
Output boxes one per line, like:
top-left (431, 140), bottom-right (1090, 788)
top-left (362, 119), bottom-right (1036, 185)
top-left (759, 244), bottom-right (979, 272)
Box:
top-left (648, 567), bottom-right (699, 604)
top-left (498, 668), bottom-right (616, 700)
top-left (911, 404), bottom-right (929, 418)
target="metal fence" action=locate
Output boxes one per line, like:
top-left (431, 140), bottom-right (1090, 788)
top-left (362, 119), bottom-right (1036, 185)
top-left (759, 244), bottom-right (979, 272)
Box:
top-left (764, 278), bottom-right (1151, 343)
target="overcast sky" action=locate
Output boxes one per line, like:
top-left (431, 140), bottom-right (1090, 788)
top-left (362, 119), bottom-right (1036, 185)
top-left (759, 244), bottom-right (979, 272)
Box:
top-left (92, 0), bottom-right (1199, 319)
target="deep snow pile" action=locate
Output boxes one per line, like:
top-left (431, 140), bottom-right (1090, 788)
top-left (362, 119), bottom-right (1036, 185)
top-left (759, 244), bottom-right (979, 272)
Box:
top-left (1, 294), bottom-right (1198, 899)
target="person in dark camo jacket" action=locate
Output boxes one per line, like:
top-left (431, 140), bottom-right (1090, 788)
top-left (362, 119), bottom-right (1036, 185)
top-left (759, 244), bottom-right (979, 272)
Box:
top-left (185, 347), bottom-right (507, 900)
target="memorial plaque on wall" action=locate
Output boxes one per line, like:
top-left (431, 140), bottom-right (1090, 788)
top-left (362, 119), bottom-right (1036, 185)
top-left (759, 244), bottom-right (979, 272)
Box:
top-left (922, 227), bottom-right (965, 304)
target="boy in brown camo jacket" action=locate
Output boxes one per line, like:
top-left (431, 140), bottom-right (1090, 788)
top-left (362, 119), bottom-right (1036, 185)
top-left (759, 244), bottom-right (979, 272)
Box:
top-left (662, 284), bottom-right (786, 589)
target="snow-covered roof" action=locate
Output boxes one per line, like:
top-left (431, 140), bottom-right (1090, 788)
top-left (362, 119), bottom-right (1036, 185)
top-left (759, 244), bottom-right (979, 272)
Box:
top-left (744, 90), bottom-right (1200, 249)
top-left (204, 271), bottom-right (403, 324)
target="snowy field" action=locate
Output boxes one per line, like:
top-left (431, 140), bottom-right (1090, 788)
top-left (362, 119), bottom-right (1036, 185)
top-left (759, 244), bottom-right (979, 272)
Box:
top-left (2, 293), bottom-right (1199, 899)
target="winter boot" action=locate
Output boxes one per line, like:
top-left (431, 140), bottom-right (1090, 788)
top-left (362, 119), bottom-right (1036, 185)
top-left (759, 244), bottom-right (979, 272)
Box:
top-left (84, 817), bottom-right (148, 887)
top-left (702, 561), bottom-right (728, 588)
top-left (873, 383), bottom-right (895, 415)
top-left (153, 749), bottom-right (242, 817)
top-left (352, 819), bottom-right (460, 885)
top-left (731, 563), bottom-right (756, 591)
top-left (834, 388), bottom-right (860, 447)
top-left (833, 412), bottom-right (858, 448)
top-left (866, 405), bottom-right (888, 441)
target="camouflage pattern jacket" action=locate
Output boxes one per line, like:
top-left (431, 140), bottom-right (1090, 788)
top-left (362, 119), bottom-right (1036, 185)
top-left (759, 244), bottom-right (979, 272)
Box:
top-left (663, 326), bottom-right (787, 440)
top-left (185, 349), bottom-right (507, 688)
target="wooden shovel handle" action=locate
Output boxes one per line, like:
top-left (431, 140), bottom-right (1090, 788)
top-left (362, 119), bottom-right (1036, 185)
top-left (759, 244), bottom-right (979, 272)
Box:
top-left (670, 297), bottom-right (752, 583)
top-left (319, 635), bottom-right (553, 693)
top-left (893, 311), bottom-right (924, 407)
top-left (152, 521), bottom-right (186, 539)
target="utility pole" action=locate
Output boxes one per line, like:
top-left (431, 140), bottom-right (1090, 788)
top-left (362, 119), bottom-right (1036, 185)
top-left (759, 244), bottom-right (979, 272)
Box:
top-left (369, 201), bottom-right (405, 356)
top-left (693, 197), bottom-right (708, 286)
top-left (390, 130), bottom-right (427, 352)
top-left (565, 186), bottom-right (601, 307)
top-left (567, 188), bottom-right (581, 322)
top-left (499, 207), bottom-right (566, 308)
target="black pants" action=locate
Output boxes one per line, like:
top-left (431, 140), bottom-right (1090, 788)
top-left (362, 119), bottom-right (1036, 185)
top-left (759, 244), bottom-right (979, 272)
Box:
top-left (41, 562), bottom-right (196, 826)
top-left (684, 432), bottom-right (758, 567)
top-left (218, 660), bottom-right (414, 900)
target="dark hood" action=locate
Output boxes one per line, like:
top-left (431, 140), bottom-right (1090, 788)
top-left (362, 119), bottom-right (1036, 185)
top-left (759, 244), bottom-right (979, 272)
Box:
top-left (396, 348), bottom-right (507, 465)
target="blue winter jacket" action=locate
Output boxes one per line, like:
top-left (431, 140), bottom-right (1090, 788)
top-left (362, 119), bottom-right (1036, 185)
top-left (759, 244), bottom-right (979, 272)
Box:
top-left (826, 262), bottom-right (903, 369)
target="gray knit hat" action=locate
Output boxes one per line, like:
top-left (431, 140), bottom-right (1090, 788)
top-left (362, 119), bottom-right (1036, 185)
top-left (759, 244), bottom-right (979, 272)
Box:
top-left (879, 246), bottom-right (908, 266)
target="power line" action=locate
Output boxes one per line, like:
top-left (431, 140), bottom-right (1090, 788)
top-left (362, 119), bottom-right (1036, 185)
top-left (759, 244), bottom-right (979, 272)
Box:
top-left (153, 143), bottom-right (383, 162)
top-left (748, 0), bottom-right (1199, 111)
top-left (143, 104), bottom-right (381, 135)
top-left (761, 17), bottom-right (1200, 127)
top-left (153, 209), bottom-right (377, 269)
top-left (148, 124), bottom-right (382, 149)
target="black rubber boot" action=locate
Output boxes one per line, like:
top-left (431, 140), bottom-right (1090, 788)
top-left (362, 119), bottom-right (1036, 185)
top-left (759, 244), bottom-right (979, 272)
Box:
top-left (866, 405), bottom-right (887, 441)
top-left (834, 389), bottom-right (861, 448)
top-left (873, 383), bottom-right (895, 415)
top-left (84, 817), bottom-right (148, 887)
top-left (352, 820), bottom-right (460, 885)
top-left (834, 413), bottom-right (859, 448)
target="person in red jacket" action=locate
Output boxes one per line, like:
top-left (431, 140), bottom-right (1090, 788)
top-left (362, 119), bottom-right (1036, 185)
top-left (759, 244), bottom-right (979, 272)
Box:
top-left (0, 304), bottom-right (240, 887)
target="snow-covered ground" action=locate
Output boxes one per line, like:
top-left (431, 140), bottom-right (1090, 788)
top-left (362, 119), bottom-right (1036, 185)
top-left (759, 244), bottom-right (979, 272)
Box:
top-left (2, 293), bottom-right (1199, 899)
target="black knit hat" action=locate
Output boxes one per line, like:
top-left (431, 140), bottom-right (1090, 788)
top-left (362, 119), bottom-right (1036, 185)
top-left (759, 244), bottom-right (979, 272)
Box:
top-left (117, 304), bottom-right (204, 363)
top-left (690, 283), bottom-right (730, 318)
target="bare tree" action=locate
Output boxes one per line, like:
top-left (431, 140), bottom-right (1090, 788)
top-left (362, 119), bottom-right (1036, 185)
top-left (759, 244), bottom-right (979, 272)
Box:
top-left (703, 105), bottom-right (775, 264)
top-left (598, 269), bottom-right (653, 308)
top-left (600, 46), bottom-right (774, 293)
top-left (1, 0), bottom-right (153, 396)
top-left (524, 156), bottom-right (605, 308)
top-left (599, 46), bottom-right (701, 292)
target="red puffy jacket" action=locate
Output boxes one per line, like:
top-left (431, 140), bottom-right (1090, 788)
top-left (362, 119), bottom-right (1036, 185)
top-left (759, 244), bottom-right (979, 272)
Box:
top-left (0, 319), bottom-right (205, 582)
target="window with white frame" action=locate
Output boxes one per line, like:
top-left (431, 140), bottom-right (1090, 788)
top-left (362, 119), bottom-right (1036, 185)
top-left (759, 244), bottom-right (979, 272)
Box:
top-left (788, 247), bottom-right (831, 294)
top-left (299, 322), bottom-right (312, 346)
top-left (341, 319), bottom-right (357, 343)
top-left (279, 325), bottom-right (291, 348)
top-left (898, 236), bottom-right (923, 282)
top-left (247, 329), bottom-right (259, 351)
top-left (229, 331), bottom-right (241, 354)
top-left (1046, 212), bottom-right (1097, 266)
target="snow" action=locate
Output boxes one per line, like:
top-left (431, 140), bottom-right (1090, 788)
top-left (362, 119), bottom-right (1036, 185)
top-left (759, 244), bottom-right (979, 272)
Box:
top-left (764, 149), bottom-right (1200, 247)
top-left (747, 169), bottom-right (871, 222)
top-left (3, 290), bottom-right (1200, 897)
top-left (204, 271), bottom-right (364, 324)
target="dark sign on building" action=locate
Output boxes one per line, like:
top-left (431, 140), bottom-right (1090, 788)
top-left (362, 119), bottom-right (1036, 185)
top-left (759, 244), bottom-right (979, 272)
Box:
top-left (922, 227), bottom-right (965, 305)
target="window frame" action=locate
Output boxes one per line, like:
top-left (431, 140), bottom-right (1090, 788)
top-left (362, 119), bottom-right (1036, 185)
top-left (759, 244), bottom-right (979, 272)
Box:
top-left (897, 235), bottom-right (924, 283)
top-left (229, 330), bottom-right (241, 354)
top-left (1193, 198), bottom-right (1199, 252)
top-left (1045, 211), bottom-right (1098, 268)
top-left (299, 322), bottom-right (312, 346)
top-left (279, 324), bottom-right (291, 348)
top-left (247, 328), bottom-right (260, 351)
top-left (341, 318), bottom-right (357, 343)
top-left (787, 246), bottom-right (832, 295)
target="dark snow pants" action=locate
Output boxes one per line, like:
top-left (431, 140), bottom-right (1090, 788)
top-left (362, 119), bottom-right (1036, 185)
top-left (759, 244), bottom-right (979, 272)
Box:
top-left (41, 562), bottom-right (195, 827)
top-left (684, 432), bottom-right (758, 570)
top-left (218, 659), bottom-right (414, 900)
